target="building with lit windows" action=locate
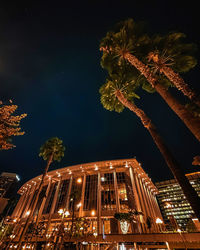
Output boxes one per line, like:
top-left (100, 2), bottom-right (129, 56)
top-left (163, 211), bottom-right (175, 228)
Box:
top-left (0, 172), bottom-right (20, 214)
top-left (7, 158), bottom-right (167, 249)
top-left (5, 162), bottom-right (200, 249)
top-left (155, 172), bottom-right (200, 231)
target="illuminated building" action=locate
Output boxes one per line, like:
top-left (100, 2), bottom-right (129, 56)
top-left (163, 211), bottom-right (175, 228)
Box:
top-left (8, 159), bottom-right (165, 248)
top-left (156, 172), bottom-right (200, 231)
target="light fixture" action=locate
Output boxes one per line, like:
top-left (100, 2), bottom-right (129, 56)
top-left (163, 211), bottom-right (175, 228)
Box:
top-left (156, 218), bottom-right (163, 224)
top-left (93, 232), bottom-right (98, 237)
top-left (125, 162), bottom-right (128, 168)
top-left (26, 210), bottom-right (30, 216)
top-left (64, 211), bottom-right (70, 217)
top-left (101, 177), bottom-right (105, 182)
top-left (109, 163), bottom-right (113, 169)
top-left (91, 210), bottom-right (95, 216)
top-left (77, 202), bottom-right (82, 208)
top-left (77, 177), bottom-right (82, 184)
top-left (94, 165), bottom-right (98, 171)
top-left (16, 175), bottom-right (20, 181)
top-left (58, 208), bottom-right (64, 215)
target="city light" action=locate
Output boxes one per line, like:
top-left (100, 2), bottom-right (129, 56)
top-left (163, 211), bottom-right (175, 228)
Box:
top-left (77, 177), bottom-right (82, 184)
top-left (58, 208), bottom-right (69, 217)
top-left (156, 218), bottom-right (163, 224)
top-left (26, 210), bottom-right (30, 216)
top-left (58, 208), bottom-right (64, 215)
top-left (93, 232), bottom-right (98, 237)
top-left (77, 202), bottom-right (82, 208)
top-left (91, 210), bottom-right (95, 216)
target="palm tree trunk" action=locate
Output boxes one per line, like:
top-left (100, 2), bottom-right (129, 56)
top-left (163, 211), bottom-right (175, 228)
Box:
top-left (160, 65), bottom-right (200, 108)
top-left (18, 153), bottom-right (53, 249)
top-left (115, 90), bottom-right (200, 221)
top-left (123, 52), bottom-right (200, 142)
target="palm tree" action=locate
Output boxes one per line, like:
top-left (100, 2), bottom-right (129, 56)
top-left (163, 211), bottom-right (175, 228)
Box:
top-left (147, 32), bottom-right (200, 107)
top-left (99, 72), bottom-right (200, 221)
top-left (18, 137), bottom-right (65, 248)
top-left (100, 19), bottom-right (200, 142)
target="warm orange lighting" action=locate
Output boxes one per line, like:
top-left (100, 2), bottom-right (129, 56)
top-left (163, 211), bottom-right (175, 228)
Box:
top-left (77, 202), bottom-right (82, 208)
top-left (77, 178), bottom-right (82, 184)
top-left (91, 210), bottom-right (95, 216)
top-left (58, 208), bottom-right (64, 215)
top-left (156, 218), bottom-right (163, 224)
top-left (64, 211), bottom-right (70, 217)
top-left (26, 210), bottom-right (30, 216)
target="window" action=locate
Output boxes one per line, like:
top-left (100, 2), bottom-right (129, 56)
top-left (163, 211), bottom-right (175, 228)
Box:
top-left (84, 175), bottom-right (98, 211)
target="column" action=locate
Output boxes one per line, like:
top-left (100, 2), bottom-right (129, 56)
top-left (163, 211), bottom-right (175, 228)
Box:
top-left (21, 184), bottom-right (37, 218)
top-left (97, 172), bottom-right (101, 234)
top-left (79, 174), bottom-right (86, 217)
top-left (129, 167), bottom-right (143, 233)
top-left (17, 187), bottom-right (31, 218)
top-left (113, 170), bottom-right (120, 212)
top-left (142, 182), bottom-right (157, 232)
top-left (134, 173), bottom-right (148, 233)
top-left (137, 177), bottom-right (150, 232)
top-left (146, 187), bottom-right (159, 232)
top-left (12, 194), bottom-right (24, 218)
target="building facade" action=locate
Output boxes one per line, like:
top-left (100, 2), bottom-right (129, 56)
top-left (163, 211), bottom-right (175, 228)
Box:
top-left (156, 172), bottom-right (200, 231)
top-left (7, 159), bottom-right (165, 248)
top-left (0, 172), bottom-right (20, 214)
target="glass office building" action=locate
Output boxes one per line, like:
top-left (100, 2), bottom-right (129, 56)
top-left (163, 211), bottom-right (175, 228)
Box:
top-left (156, 172), bottom-right (200, 231)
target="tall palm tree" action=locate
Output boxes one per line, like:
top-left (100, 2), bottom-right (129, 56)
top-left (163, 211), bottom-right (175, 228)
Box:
top-left (99, 72), bottom-right (200, 221)
top-left (18, 137), bottom-right (65, 248)
top-left (147, 32), bottom-right (200, 107)
top-left (100, 19), bottom-right (200, 142)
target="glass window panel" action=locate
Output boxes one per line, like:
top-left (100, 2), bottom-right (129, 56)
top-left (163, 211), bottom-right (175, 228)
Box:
top-left (84, 175), bottom-right (98, 211)
top-left (43, 182), bottom-right (57, 214)
top-left (54, 179), bottom-right (70, 212)
top-left (101, 173), bottom-right (116, 210)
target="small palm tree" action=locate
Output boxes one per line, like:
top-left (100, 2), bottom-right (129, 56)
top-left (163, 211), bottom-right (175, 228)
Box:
top-left (18, 137), bottom-right (65, 247)
top-left (99, 71), bottom-right (200, 222)
top-left (147, 33), bottom-right (200, 107)
top-left (100, 19), bottom-right (200, 142)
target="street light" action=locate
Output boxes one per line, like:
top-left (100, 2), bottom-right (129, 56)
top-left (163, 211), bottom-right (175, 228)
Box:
top-left (58, 208), bottom-right (70, 218)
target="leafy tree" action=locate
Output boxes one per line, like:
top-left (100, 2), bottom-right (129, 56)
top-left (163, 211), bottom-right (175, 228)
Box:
top-left (0, 101), bottom-right (27, 150)
top-left (18, 137), bottom-right (65, 247)
top-left (100, 19), bottom-right (200, 142)
top-left (99, 68), bottom-right (200, 222)
top-left (147, 33), bottom-right (200, 107)
top-left (192, 155), bottom-right (200, 166)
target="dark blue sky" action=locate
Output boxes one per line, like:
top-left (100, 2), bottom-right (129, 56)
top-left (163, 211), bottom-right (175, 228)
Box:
top-left (0, 0), bottom-right (200, 185)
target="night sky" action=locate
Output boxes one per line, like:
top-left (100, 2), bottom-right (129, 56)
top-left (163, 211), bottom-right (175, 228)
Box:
top-left (0, 1), bottom-right (200, 185)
